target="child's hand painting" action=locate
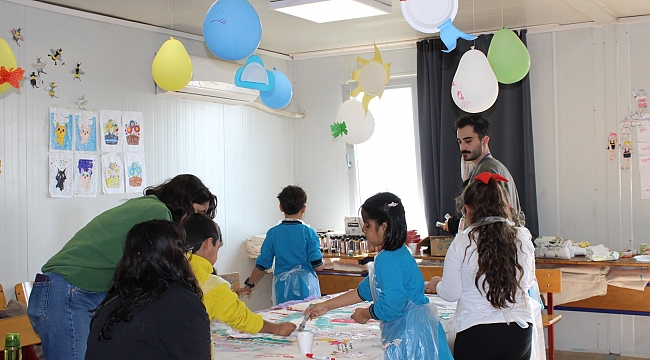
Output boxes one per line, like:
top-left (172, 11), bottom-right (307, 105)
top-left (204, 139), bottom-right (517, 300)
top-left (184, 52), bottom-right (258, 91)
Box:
top-left (351, 308), bottom-right (370, 324)
top-left (307, 303), bottom-right (329, 319)
top-left (275, 322), bottom-right (297, 336)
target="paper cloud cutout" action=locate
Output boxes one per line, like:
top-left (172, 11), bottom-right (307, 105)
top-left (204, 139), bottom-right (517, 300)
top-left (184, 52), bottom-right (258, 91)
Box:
top-left (234, 55), bottom-right (275, 91)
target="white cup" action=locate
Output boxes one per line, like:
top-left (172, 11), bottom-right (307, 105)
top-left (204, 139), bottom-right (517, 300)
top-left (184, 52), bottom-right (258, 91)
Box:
top-left (296, 331), bottom-right (314, 355)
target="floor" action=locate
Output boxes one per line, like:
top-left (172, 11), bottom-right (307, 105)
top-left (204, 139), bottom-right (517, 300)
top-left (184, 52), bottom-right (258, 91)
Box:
top-left (554, 351), bottom-right (647, 360)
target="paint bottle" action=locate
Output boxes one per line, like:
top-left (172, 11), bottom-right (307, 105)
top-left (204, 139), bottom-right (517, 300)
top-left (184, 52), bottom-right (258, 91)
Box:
top-left (4, 333), bottom-right (21, 360)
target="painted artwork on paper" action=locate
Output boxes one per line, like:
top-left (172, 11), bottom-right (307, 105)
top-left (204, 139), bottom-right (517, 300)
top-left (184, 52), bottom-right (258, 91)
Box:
top-left (123, 152), bottom-right (146, 194)
top-left (49, 107), bottom-right (73, 151)
top-left (48, 152), bottom-right (73, 198)
top-left (123, 111), bottom-right (143, 152)
top-left (74, 155), bottom-right (98, 198)
top-left (74, 111), bottom-right (98, 152)
top-left (101, 152), bottom-right (124, 194)
top-left (100, 110), bottom-right (123, 152)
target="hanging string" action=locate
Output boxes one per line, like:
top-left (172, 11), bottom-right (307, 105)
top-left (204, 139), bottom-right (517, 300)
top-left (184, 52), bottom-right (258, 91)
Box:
top-left (501, 0), bottom-right (504, 29)
top-left (168, 0), bottom-right (173, 30)
top-left (472, 0), bottom-right (476, 47)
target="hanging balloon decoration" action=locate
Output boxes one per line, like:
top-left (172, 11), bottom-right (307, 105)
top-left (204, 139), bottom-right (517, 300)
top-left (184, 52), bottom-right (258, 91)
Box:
top-left (451, 48), bottom-right (498, 113)
top-left (203, 0), bottom-right (262, 61)
top-left (487, 28), bottom-right (531, 84)
top-left (350, 43), bottom-right (391, 114)
top-left (336, 99), bottom-right (375, 145)
top-left (234, 55), bottom-right (275, 91)
top-left (152, 37), bottom-right (193, 91)
top-left (260, 69), bottom-right (292, 109)
top-left (0, 38), bottom-right (24, 93)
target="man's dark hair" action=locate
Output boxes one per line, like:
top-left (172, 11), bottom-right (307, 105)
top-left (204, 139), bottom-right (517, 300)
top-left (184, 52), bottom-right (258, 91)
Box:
top-left (454, 115), bottom-right (491, 140)
top-left (278, 185), bottom-right (307, 215)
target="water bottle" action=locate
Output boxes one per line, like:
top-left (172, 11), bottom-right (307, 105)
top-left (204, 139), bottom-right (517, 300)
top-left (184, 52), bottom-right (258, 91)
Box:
top-left (4, 332), bottom-right (21, 360)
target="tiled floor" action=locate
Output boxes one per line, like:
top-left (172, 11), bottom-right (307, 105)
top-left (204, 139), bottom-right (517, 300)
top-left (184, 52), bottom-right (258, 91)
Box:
top-left (554, 351), bottom-right (647, 360)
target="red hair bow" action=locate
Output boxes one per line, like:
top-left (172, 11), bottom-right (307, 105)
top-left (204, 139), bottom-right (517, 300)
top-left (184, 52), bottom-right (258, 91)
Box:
top-left (474, 172), bottom-right (509, 184)
top-left (0, 66), bottom-right (25, 89)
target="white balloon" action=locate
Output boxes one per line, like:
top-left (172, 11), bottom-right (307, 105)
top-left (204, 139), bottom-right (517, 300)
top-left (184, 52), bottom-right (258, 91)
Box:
top-left (337, 100), bottom-right (375, 145)
top-left (451, 49), bottom-right (499, 113)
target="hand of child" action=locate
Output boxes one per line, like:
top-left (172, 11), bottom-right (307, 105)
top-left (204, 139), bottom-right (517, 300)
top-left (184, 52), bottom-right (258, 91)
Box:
top-left (307, 303), bottom-right (329, 319)
top-left (425, 276), bottom-right (442, 294)
top-left (236, 285), bottom-right (251, 297)
top-left (351, 308), bottom-right (370, 324)
top-left (275, 322), bottom-right (297, 336)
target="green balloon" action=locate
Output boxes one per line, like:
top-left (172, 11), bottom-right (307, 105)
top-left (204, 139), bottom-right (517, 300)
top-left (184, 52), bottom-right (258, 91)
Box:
top-left (487, 28), bottom-right (531, 84)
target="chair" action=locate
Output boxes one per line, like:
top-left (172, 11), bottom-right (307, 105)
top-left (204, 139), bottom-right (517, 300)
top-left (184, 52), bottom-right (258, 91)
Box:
top-left (15, 282), bottom-right (33, 307)
top-left (536, 268), bottom-right (563, 360)
top-left (0, 284), bottom-right (7, 308)
top-left (219, 272), bottom-right (240, 292)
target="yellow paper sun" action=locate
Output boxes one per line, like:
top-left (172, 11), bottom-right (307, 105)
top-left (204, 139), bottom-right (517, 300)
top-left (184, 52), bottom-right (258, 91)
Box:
top-left (350, 43), bottom-right (391, 114)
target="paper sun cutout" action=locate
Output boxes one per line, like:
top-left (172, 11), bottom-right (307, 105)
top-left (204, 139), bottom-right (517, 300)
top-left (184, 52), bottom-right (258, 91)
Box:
top-left (234, 55), bottom-right (275, 91)
top-left (330, 122), bottom-right (348, 138)
top-left (350, 43), bottom-right (391, 114)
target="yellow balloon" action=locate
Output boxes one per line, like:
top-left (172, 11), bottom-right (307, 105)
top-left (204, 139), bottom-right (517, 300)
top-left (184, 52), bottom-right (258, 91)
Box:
top-left (152, 37), bottom-right (193, 91)
top-left (0, 38), bottom-right (18, 94)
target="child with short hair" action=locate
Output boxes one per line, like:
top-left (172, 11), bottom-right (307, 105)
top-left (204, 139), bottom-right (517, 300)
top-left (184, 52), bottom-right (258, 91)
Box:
top-left (308, 192), bottom-right (453, 360)
top-left (181, 213), bottom-right (296, 336)
top-left (237, 185), bottom-right (323, 305)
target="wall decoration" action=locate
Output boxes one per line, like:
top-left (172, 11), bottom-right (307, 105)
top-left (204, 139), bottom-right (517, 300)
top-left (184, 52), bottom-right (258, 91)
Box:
top-left (637, 112), bottom-right (650, 142)
top-left (259, 69), bottom-right (292, 109)
top-left (101, 152), bottom-right (124, 194)
top-left (74, 111), bottom-right (98, 152)
top-left (46, 82), bottom-right (58, 98)
top-left (122, 111), bottom-right (143, 152)
top-left (203, 0), bottom-right (262, 61)
top-left (487, 28), bottom-right (530, 84)
top-left (49, 107), bottom-right (73, 151)
top-left (49, 47), bottom-right (64, 66)
top-left (0, 64), bottom-right (24, 89)
top-left (0, 37), bottom-right (21, 94)
top-left (633, 89), bottom-right (647, 113)
top-left (336, 99), bottom-right (374, 145)
top-left (641, 171), bottom-right (650, 200)
top-left (234, 55), bottom-right (274, 91)
top-left (152, 37), bottom-right (193, 91)
top-left (74, 155), bottom-right (98, 198)
top-left (350, 43), bottom-right (391, 114)
top-left (77, 94), bottom-right (88, 110)
top-left (29, 72), bottom-right (38, 88)
top-left (622, 140), bottom-right (634, 170)
top-left (124, 152), bottom-right (146, 194)
top-left (330, 122), bottom-right (348, 139)
top-left (10, 27), bottom-right (24, 46)
top-left (451, 48), bottom-right (498, 113)
top-left (72, 62), bottom-right (84, 81)
top-left (32, 56), bottom-right (47, 76)
top-left (100, 110), bottom-right (123, 152)
top-left (48, 152), bottom-right (73, 198)
top-left (607, 132), bottom-right (619, 161)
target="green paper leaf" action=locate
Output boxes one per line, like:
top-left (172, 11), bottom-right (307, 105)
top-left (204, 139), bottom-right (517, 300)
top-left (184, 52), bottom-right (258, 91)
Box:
top-left (330, 121), bottom-right (348, 138)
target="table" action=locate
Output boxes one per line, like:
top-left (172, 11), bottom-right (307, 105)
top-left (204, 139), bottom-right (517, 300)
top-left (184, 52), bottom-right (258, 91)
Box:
top-left (210, 293), bottom-right (456, 359)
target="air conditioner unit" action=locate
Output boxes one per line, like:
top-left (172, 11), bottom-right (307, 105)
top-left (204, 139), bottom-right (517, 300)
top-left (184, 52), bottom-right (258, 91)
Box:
top-left (155, 55), bottom-right (259, 105)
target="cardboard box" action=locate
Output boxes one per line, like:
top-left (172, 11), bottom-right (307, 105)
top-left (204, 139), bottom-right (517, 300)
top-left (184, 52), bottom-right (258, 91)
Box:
top-left (344, 216), bottom-right (363, 235)
top-left (421, 236), bottom-right (454, 256)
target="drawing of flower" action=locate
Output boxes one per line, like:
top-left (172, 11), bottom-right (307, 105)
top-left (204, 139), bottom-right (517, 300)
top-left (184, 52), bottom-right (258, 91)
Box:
top-left (125, 119), bottom-right (141, 145)
top-left (104, 119), bottom-right (119, 145)
top-left (128, 162), bottom-right (143, 187)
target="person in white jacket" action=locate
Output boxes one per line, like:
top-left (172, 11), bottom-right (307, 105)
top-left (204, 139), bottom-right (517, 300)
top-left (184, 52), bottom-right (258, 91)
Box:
top-left (427, 171), bottom-right (536, 360)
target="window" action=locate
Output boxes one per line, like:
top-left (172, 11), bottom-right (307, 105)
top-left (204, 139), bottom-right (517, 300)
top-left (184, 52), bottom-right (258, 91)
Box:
top-left (347, 79), bottom-right (428, 236)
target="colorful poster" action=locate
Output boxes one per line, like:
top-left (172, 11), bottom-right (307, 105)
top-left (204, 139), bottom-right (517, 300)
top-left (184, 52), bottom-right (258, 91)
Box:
top-left (101, 152), bottom-right (124, 194)
top-left (100, 110), bottom-right (123, 153)
top-left (49, 108), bottom-right (73, 151)
top-left (122, 111), bottom-right (144, 152)
top-left (74, 155), bottom-right (99, 198)
top-left (48, 152), bottom-right (74, 198)
top-left (123, 152), bottom-right (146, 194)
top-left (74, 111), bottom-right (98, 152)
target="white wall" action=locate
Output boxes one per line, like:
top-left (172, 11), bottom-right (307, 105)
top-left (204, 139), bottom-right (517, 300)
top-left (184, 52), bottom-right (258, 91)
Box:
top-left (0, 0), bottom-right (295, 312)
top-left (294, 25), bottom-right (650, 357)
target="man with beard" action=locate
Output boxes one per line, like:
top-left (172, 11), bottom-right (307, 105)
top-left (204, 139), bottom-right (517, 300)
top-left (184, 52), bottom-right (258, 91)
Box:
top-left (442, 115), bottom-right (524, 235)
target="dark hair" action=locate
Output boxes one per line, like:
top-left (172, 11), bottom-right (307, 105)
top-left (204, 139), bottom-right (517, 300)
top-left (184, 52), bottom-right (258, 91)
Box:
top-left (277, 185), bottom-right (307, 215)
top-left (181, 213), bottom-right (223, 253)
top-left (144, 174), bottom-right (217, 223)
top-left (454, 115), bottom-right (491, 140)
top-left (360, 192), bottom-right (407, 251)
top-left (460, 178), bottom-right (523, 309)
top-left (94, 220), bottom-right (202, 340)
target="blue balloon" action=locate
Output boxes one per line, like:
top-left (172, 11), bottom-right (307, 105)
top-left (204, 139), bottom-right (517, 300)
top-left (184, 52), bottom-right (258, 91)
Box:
top-left (260, 70), bottom-right (293, 109)
top-left (203, 0), bottom-right (262, 61)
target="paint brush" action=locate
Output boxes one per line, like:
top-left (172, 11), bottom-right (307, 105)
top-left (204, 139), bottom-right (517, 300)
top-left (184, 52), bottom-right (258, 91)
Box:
top-left (298, 304), bottom-right (314, 331)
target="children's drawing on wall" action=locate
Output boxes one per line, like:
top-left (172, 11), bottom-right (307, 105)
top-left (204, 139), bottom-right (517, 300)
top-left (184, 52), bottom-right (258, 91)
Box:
top-left (74, 111), bottom-right (98, 152)
top-left (607, 132), bottom-right (619, 161)
top-left (32, 57), bottom-right (47, 77)
top-left (101, 152), bottom-right (124, 194)
top-left (72, 62), bottom-right (84, 81)
top-left (10, 27), bottom-right (24, 46)
top-left (641, 170), bottom-right (650, 200)
top-left (633, 89), bottom-right (648, 113)
top-left (49, 47), bottom-right (64, 66)
top-left (48, 152), bottom-right (73, 198)
top-left (622, 140), bottom-right (634, 170)
top-left (639, 142), bottom-right (650, 171)
top-left (100, 110), bottom-right (123, 152)
top-left (123, 152), bottom-right (146, 194)
top-left (122, 111), bottom-right (143, 152)
top-left (74, 155), bottom-right (98, 197)
top-left (46, 82), bottom-right (58, 98)
top-left (49, 107), bottom-right (72, 151)
top-left (77, 94), bottom-right (88, 110)
top-left (637, 113), bottom-right (650, 143)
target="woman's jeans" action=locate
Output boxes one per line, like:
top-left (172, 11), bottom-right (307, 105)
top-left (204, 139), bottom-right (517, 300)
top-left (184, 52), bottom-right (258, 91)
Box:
top-left (27, 272), bottom-right (106, 360)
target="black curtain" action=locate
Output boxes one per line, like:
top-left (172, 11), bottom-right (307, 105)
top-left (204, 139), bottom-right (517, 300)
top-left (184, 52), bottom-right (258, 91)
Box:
top-left (416, 30), bottom-right (539, 237)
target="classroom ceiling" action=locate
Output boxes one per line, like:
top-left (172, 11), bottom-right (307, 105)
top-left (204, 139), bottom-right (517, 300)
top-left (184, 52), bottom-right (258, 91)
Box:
top-left (35, 0), bottom-right (650, 58)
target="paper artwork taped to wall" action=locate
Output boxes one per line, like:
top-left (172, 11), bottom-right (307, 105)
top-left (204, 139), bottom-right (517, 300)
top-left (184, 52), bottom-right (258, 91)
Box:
top-left (638, 142), bottom-right (650, 171)
top-left (10, 27), bottom-right (24, 46)
top-left (49, 107), bottom-right (72, 151)
top-left (123, 152), bottom-right (146, 194)
top-left (101, 152), bottom-right (124, 194)
top-left (74, 111), bottom-right (98, 152)
top-left (122, 111), bottom-right (143, 152)
top-left (636, 113), bottom-right (650, 143)
top-left (607, 132), bottom-right (618, 161)
top-left (48, 152), bottom-right (73, 198)
top-left (633, 89), bottom-right (648, 113)
top-left (641, 170), bottom-right (650, 200)
top-left (100, 110), bottom-right (123, 152)
top-left (622, 140), bottom-right (634, 170)
top-left (74, 155), bottom-right (98, 198)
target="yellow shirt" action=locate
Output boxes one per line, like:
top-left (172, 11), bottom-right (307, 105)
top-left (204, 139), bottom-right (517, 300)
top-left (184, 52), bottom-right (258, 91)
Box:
top-left (189, 255), bottom-right (264, 334)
